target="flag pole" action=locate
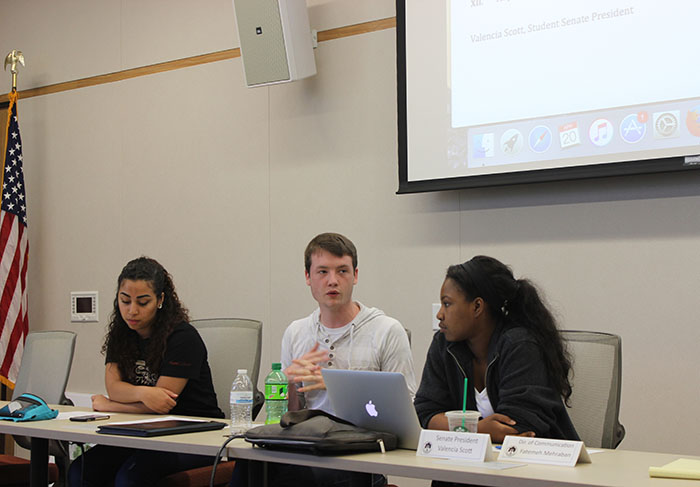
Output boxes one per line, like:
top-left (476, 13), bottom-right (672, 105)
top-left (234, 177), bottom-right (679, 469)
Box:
top-left (1, 49), bottom-right (27, 401)
top-left (1, 50), bottom-right (25, 454)
top-left (4, 50), bottom-right (25, 92)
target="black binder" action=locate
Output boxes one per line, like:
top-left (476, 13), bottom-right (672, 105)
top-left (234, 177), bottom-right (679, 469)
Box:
top-left (97, 418), bottom-right (226, 437)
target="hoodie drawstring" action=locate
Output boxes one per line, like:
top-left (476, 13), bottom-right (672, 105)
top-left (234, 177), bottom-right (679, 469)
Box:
top-left (349, 323), bottom-right (355, 369)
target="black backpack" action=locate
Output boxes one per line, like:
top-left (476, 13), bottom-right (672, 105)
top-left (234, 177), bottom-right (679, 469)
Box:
top-left (244, 409), bottom-right (397, 455)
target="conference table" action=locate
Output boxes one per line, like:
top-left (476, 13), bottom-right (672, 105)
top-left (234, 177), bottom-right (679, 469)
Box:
top-left (0, 403), bottom-right (697, 487)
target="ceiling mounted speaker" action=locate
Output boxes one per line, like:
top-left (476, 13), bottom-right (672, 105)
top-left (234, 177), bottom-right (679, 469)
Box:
top-left (232, 0), bottom-right (317, 87)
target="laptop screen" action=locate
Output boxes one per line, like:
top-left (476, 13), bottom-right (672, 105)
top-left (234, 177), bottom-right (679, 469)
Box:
top-left (322, 369), bottom-right (421, 450)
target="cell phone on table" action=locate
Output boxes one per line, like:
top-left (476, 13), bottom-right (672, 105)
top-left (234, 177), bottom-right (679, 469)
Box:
top-left (70, 414), bottom-right (110, 422)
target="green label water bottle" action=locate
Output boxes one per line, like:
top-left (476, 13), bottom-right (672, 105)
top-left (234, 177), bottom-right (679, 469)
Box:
top-left (265, 362), bottom-right (288, 424)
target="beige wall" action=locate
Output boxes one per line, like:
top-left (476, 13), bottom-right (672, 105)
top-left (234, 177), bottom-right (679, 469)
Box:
top-left (2, 0), bottom-right (700, 465)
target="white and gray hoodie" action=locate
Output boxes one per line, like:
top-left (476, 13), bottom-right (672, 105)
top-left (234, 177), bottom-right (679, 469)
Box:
top-left (281, 302), bottom-right (417, 415)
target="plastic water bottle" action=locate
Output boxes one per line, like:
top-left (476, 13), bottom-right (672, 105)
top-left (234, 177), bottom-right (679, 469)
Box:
top-left (230, 368), bottom-right (253, 433)
top-left (265, 362), bottom-right (288, 424)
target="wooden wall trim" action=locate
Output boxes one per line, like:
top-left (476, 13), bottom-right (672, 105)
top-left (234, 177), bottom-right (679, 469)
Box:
top-left (317, 16), bottom-right (396, 42)
top-left (2, 49), bottom-right (242, 103)
top-left (0, 16), bottom-right (396, 104)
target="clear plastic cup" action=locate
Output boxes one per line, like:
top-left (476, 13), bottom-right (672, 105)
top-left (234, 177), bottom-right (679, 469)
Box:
top-left (445, 410), bottom-right (480, 433)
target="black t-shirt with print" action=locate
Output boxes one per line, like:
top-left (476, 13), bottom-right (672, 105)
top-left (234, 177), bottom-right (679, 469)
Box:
top-left (106, 321), bottom-right (224, 418)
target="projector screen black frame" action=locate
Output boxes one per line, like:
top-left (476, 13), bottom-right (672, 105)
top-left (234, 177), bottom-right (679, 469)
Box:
top-left (396, 0), bottom-right (700, 194)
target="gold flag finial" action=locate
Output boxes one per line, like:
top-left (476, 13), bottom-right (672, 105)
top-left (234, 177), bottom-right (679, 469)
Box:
top-left (4, 50), bottom-right (25, 91)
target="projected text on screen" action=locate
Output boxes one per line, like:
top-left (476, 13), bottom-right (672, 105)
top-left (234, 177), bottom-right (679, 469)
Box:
top-left (399, 0), bottom-right (700, 189)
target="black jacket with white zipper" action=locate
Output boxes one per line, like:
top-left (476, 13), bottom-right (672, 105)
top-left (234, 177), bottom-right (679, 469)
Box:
top-left (414, 325), bottom-right (579, 440)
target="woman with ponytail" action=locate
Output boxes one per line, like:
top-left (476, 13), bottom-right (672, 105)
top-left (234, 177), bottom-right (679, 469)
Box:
top-left (415, 256), bottom-right (578, 444)
top-left (68, 257), bottom-right (223, 487)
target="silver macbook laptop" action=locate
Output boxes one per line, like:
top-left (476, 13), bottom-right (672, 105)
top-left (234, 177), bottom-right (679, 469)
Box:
top-left (321, 369), bottom-right (422, 450)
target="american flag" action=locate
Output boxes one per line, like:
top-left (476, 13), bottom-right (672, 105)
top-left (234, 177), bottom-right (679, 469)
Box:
top-left (0, 92), bottom-right (29, 388)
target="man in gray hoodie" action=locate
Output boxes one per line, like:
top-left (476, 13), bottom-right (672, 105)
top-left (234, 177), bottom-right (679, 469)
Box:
top-left (282, 232), bottom-right (416, 414)
top-left (232, 233), bottom-right (417, 487)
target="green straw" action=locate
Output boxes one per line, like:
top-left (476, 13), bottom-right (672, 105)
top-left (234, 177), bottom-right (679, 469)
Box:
top-left (462, 378), bottom-right (468, 430)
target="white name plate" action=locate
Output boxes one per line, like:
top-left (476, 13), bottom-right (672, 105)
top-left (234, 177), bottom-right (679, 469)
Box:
top-left (417, 430), bottom-right (495, 462)
top-left (498, 436), bottom-right (591, 467)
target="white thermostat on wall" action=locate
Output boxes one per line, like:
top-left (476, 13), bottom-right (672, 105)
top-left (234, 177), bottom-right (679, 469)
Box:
top-left (71, 291), bottom-right (98, 322)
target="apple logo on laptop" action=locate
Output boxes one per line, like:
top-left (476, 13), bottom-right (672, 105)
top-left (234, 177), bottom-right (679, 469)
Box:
top-left (365, 400), bottom-right (378, 417)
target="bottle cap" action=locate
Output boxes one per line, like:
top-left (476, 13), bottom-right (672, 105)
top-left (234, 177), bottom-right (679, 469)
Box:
top-left (237, 369), bottom-right (247, 375)
top-left (272, 362), bottom-right (281, 370)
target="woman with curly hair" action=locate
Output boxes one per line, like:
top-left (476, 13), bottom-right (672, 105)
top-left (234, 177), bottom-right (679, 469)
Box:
top-left (69, 257), bottom-right (224, 487)
top-left (415, 256), bottom-right (579, 448)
